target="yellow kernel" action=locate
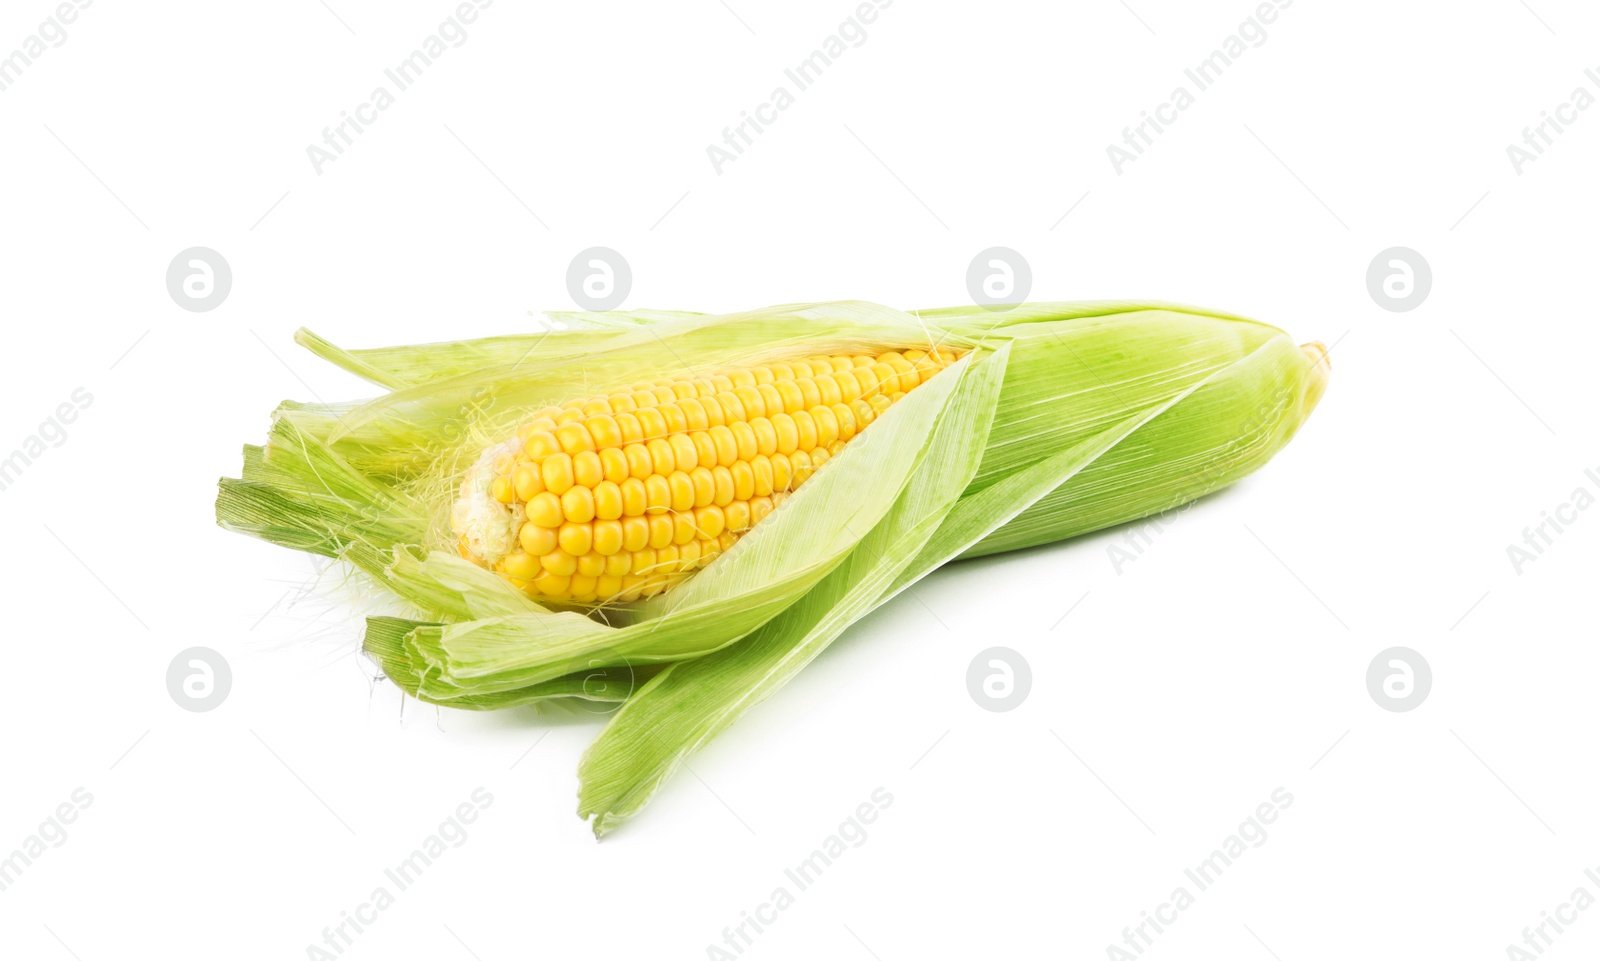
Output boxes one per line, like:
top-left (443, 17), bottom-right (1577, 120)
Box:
top-left (573, 450), bottom-right (603, 488)
top-left (726, 500), bottom-right (751, 533)
top-left (523, 430), bottom-right (560, 460)
top-left (557, 407), bottom-right (584, 425)
top-left (558, 521), bottom-right (592, 557)
top-left (620, 477), bottom-right (647, 516)
top-left (625, 443), bottom-right (653, 479)
top-left (734, 386), bottom-right (765, 419)
top-left (594, 480), bottom-right (623, 520)
top-left (541, 550), bottom-right (578, 576)
top-left (503, 551), bottom-right (539, 580)
top-left (528, 491), bottom-right (564, 527)
top-left (795, 377), bottom-right (821, 409)
top-left (695, 505), bottom-right (726, 539)
top-left (709, 374), bottom-right (734, 393)
top-left (729, 421), bottom-right (756, 461)
top-left (593, 519), bottom-right (624, 555)
top-left (832, 403), bottom-right (857, 441)
top-left (690, 466), bottom-right (716, 507)
top-left (557, 422), bottom-right (594, 453)
top-left (679, 539), bottom-right (703, 569)
top-left (512, 464), bottom-right (542, 501)
top-left (852, 366), bottom-right (880, 396)
top-left (631, 549), bottom-right (657, 577)
top-left (770, 452), bottom-right (792, 492)
top-left (652, 386), bottom-right (677, 406)
top-left (756, 383), bottom-right (783, 418)
top-left (577, 551), bottom-right (605, 577)
top-left (751, 455), bottom-right (774, 497)
top-left (815, 376), bottom-right (843, 407)
top-left (645, 474), bottom-right (672, 513)
top-left (712, 465), bottom-right (735, 506)
top-left (669, 471), bottom-right (695, 512)
top-left (491, 476), bottom-right (514, 504)
top-left (709, 425), bottom-right (738, 467)
top-left (608, 392), bottom-right (637, 413)
top-left (519, 523), bottom-right (557, 555)
top-left (727, 369), bottom-right (756, 389)
top-left (678, 400), bottom-right (709, 431)
top-left (771, 413), bottom-right (799, 454)
top-left (670, 433), bottom-right (699, 472)
top-left (647, 437), bottom-right (676, 475)
top-left (599, 447), bottom-right (630, 484)
top-left (770, 362), bottom-right (795, 381)
top-left (832, 369), bottom-right (863, 403)
top-left (631, 389), bottom-right (657, 409)
top-left (671, 380), bottom-right (698, 401)
top-left (656, 544), bottom-right (681, 573)
top-left (532, 572), bottom-right (571, 598)
top-left (792, 409), bottom-right (818, 450)
top-left (775, 380), bottom-right (805, 414)
top-left (648, 514), bottom-right (674, 550)
top-left (568, 574), bottom-right (598, 601)
top-left (731, 461), bottom-right (755, 500)
top-left (790, 449), bottom-right (814, 486)
top-left (751, 495), bottom-right (774, 525)
top-left (750, 417), bottom-right (778, 456)
top-left (870, 392), bottom-right (893, 416)
top-left (811, 406), bottom-right (839, 446)
top-left (636, 407), bottom-right (667, 440)
top-left (691, 430), bottom-right (718, 468)
top-left (718, 530), bottom-right (738, 553)
top-left (605, 552), bottom-right (632, 577)
top-left (660, 402), bottom-right (688, 435)
top-left (695, 537), bottom-right (719, 568)
top-left (884, 354), bottom-right (918, 392)
top-left (622, 516), bottom-right (650, 553)
top-left (615, 411), bottom-right (643, 444)
top-left (811, 446), bottom-right (831, 469)
top-left (542, 452), bottom-right (575, 495)
top-left (561, 485), bottom-right (596, 523)
top-left (586, 415), bottom-right (621, 449)
top-left (868, 363), bottom-right (897, 393)
top-left (716, 392), bottom-right (746, 424)
top-left (696, 394), bottom-right (727, 428)
top-left (672, 512), bottom-right (696, 545)
top-left (595, 574), bottom-right (623, 600)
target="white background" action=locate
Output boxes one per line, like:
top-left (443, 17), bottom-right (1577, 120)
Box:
top-left (1, 1), bottom-right (1596, 958)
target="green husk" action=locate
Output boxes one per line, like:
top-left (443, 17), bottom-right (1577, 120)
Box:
top-left (216, 300), bottom-right (1329, 835)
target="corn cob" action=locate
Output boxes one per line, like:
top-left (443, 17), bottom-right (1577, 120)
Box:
top-left (457, 349), bottom-right (959, 604)
top-left (216, 300), bottom-right (1330, 834)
